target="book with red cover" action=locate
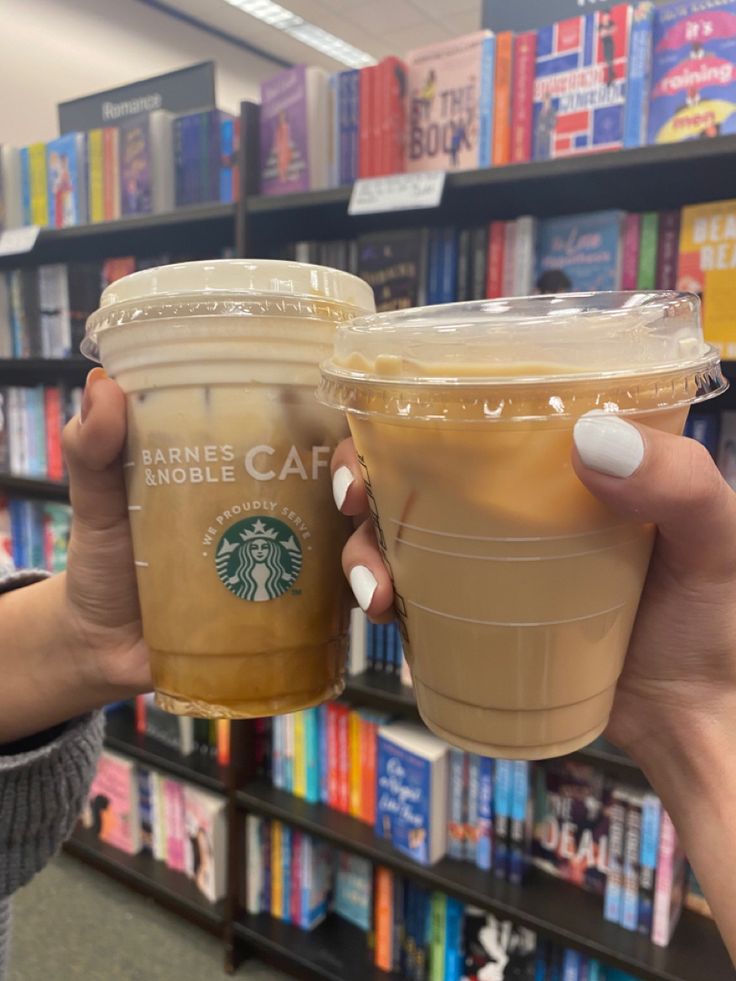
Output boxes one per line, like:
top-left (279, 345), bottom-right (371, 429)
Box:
top-left (327, 703), bottom-right (339, 809)
top-left (486, 221), bottom-right (506, 297)
top-left (374, 866), bottom-right (395, 972)
top-left (493, 31), bottom-right (514, 166)
top-left (511, 31), bottom-right (537, 163)
top-left (359, 66), bottom-right (376, 178)
top-left (378, 56), bottom-right (408, 176)
top-left (336, 704), bottom-right (350, 813)
top-left (43, 386), bottom-right (63, 481)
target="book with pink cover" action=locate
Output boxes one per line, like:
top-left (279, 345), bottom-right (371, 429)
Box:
top-left (183, 785), bottom-right (227, 902)
top-left (84, 750), bottom-right (141, 855)
top-left (406, 31), bottom-right (496, 172)
top-left (163, 778), bottom-right (187, 873)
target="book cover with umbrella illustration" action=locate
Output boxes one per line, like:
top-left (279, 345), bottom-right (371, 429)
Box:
top-left (647, 0), bottom-right (736, 143)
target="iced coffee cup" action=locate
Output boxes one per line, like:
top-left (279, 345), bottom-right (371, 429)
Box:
top-left (319, 292), bottom-right (726, 759)
top-left (83, 259), bottom-right (375, 718)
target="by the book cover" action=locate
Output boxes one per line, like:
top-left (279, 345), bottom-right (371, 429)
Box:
top-left (260, 65), bottom-right (310, 195)
top-left (406, 31), bottom-right (495, 172)
top-left (533, 5), bottom-right (633, 159)
top-left (677, 198), bottom-right (736, 357)
top-left (535, 210), bottom-right (624, 292)
top-left (533, 761), bottom-right (610, 895)
top-left (648, 0), bottom-right (736, 144)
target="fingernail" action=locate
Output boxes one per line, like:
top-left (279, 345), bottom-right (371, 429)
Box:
top-left (332, 466), bottom-right (354, 510)
top-left (80, 367), bottom-right (107, 424)
top-left (349, 565), bottom-right (378, 612)
top-left (573, 411), bottom-right (644, 478)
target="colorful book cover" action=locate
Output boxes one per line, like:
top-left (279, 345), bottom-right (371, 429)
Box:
top-left (46, 133), bottom-right (86, 228)
top-left (87, 129), bottom-right (105, 223)
top-left (336, 704), bottom-right (350, 813)
top-left (445, 897), bottom-right (465, 981)
top-left (562, 950), bottom-right (583, 981)
top-left (533, 6), bottom-right (633, 160)
top-left (430, 892), bottom-right (447, 981)
top-left (637, 211), bottom-right (660, 288)
top-left (647, 0), bottom-right (736, 144)
top-left (281, 824), bottom-right (292, 923)
top-left (83, 751), bottom-right (141, 855)
top-left (119, 114), bottom-right (152, 215)
top-left (304, 708), bottom-right (319, 805)
top-left (376, 722), bottom-right (448, 865)
top-left (183, 785), bottom-right (227, 902)
top-left (260, 65), bottom-right (311, 195)
top-left (360, 713), bottom-right (377, 825)
top-left (163, 778), bottom-right (186, 872)
top-left (406, 31), bottom-right (496, 172)
top-left (465, 754), bottom-right (480, 865)
top-left (677, 198), bottom-right (736, 357)
top-left (271, 819), bottom-right (283, 918)
top-left (476, 757), bottom-right (493, 872)
top-left (220, 113), bottom-right (236, 203)
top-left (623, 2), bottom-right (657, 147)
top-left (512, 31), bottom-right (538, 163)
top-left (43, 387), bottom-right (63, 482)
top-left (533, 761), bottom-right (610, 895)
top-left (638, 793), bottom-right (663, 934)
top-left (604, 789), bottom-right (627, 924)
top-left (272, 715), bottom-right (283, 789)
top-left (294, 710), bottom-right (307, 799)
top-left (375, 867), bottom-right (395, 972)
top-left (493, 31), bottom-right (514, 165)
top-left (535, 210), bottom-right (625, 292)
top-left (652, 810), bottom-right (686, 946)
top-left (335, 853), bottom-right (373, 931)
top-left (29, 143), bottom-right (49, 227)
top-left (349, 709), bottom-right (363, 818)
top-left (461, 909), bottom-right (537, 981)
top-left (448, 749), bottom-right (467, 860)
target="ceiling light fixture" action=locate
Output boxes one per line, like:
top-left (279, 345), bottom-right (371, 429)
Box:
top-left (223, 0), bottom-right (375, 68)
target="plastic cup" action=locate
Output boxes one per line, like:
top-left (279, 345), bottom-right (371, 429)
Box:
top-left (83, 259), bottom-right (375, 718)
top-left (318, 292), bottom-right (726, 759)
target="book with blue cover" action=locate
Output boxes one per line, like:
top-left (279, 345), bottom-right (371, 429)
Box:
top-left (334, 852), bottom-right (372, 931)
top-left (46, 133), bottom-right (87, 228)
top-left (376, 721), bottom-right (448, 865)
top-left (448, 749), bottom-right (467, 860)
top-left (493, 759), bottom-right (513, 879)
top-left (535, 210), bottom-right (625, 292)
top-left (465, 754), bottom-right (480, 865)
top-left (338, 69), bottom-right (360, 185)
top-left (624, 2), bottom-right (657, 147)
top-left (647, 0), bottom-right (736, 144)
top-left (476, 757), bottom-right (493, 872)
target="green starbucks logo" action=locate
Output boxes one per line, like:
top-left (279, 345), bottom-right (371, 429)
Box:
top-left (215, 516), bottom-right (303, 601)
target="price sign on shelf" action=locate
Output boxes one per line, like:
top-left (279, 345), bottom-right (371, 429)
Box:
top-left (348, 172), bottom-right (446, 216)
top-left (0, 225), bottom-right (40, 257)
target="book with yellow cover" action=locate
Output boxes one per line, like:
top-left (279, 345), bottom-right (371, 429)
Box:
top-left (293, 711), bottom-right (306, 799)
top-left (88, 129), bottom-right (105, 223)
top-left (677, 198), bottom-right (736, 357)
top-left (349, 709), bottom-right (362, 819)
top-left (271, 819), bottom-right (283, 918)
top-left (29, 143), bottom-right (48, 226)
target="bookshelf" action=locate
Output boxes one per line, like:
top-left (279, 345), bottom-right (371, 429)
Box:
top-left (4, 100), bottom-right (735, 979)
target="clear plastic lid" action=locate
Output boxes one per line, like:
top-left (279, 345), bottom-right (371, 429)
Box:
top-left (319, 292), bottom-right (727, 422)
top-left (83, 258), bottom-right (376, 360)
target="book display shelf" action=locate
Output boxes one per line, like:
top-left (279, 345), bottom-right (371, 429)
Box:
top-left (4, 100), bottom-right (735, 979)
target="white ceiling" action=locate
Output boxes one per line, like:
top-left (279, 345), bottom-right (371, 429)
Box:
top-left (162, 0), bottom-right (483, 71)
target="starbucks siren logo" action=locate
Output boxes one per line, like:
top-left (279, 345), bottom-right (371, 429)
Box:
top-left (215, 516), bottom-right (303, 601)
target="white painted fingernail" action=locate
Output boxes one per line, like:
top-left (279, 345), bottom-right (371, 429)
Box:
top-left (574, 411), bottom-right (644, 478)
top-left (332, 466), bottom-right (354, 510)
top-left (349, 565), bottom-right (378, 612)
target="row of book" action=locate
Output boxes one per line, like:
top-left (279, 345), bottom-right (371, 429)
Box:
top-left (0, 385), bottom-right (81, 480)
top-left (83, 749), bottom-right (226, 903)
top-left (133, 694), bottom-right (231, 767)
top-left (259, 0), bottom-right (736, 193)
top-left (246, 815), bottom-right (644, 980)
top-left (0, 108), bottom-right (239, 229)
top-left (0, 497), bottom-right (70, 573)
top-left (283, 194), bottom-right (736, 359)
top-left (0, 250), bottom-right (233, 359)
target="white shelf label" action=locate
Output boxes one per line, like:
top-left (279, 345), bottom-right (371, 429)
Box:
top-left (348, 172), bottom-right (446, 216)
top-left (0, 225), bottom-right (40, 257)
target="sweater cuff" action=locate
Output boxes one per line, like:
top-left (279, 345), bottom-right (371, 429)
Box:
top-left (0, 711), bottom-right (104, 898)
top-left (0, 570), bottom-right (51, 594)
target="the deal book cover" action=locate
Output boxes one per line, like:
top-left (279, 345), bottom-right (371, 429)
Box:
top-left (648, 0), bottom-right (736, 144)
top-left (535, 209), bottom-right (625, 292)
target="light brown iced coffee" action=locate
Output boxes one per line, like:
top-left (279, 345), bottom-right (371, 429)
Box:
top-left (83, 260), bottom-right (375, 717)
top-left (319, 293), bottom-right (726, 759)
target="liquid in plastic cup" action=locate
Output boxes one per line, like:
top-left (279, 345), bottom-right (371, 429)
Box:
top-left (83, 259), bottom-right (376, 718)
top-left (318, 292), bottom-right (726, 759)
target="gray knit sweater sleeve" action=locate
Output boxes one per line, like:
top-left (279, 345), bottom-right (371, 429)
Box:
top-left (0, 571), bottom-right (104, 979)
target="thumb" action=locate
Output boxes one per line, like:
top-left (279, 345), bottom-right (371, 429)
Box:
top-left (572, 411), bottom-right (736, 579)
top-left (63, 369), bottom-right (129, 530)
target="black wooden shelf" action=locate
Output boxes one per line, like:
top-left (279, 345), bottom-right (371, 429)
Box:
top-left (104, 707), bottom-right (227, 795)
top-left (236, 781), bottom-right (733, 981)
top-left (0, 473), bottom-right (69, 502)
top-left (0, 357), bottom-right (89, 386)
top-left (0, 201), bottom-right (235, 268)
top-left (236, 912), bottom-right (399, 981)
top-left (64, 829), bottom-right (225, 934)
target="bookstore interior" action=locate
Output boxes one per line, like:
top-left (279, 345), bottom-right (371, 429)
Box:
top-left (3, 0), bottom-right (736, 979)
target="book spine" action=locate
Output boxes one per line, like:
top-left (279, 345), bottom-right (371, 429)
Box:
top-left (447, 749), bottom-right (465, 860)
top-left (465, 754), bottom-right (480, 865)
top-left (20, 148), bottom-right (31, 226)
top-left (392, 875), bottom-right (405, 973)
top-left (637, 212), bottom-right (659, 289)
top-left (441, 228), bottom-right (457, 302)
top-left (318, 705), bottom-right (329, 804)
top-left (375, 867), bottom-right (394, 972)
top-left (485, 221), bottom-right (506, 297)
top-left (327, 704), bottom-right (339, 808)
top-left (639, 793), bottom-right (662, 935)
top-left (562, 949), bottom-right (582, 981)
top-left (87, 130), bottom-right (105, 223)
top-left (430, 892), bottom-right (446, 981)
top-left (623, 2), bottom-right (655, 149)
top-left (502, 221), bottom-right (517, 297)
top-left (383, 57), bottom-right (407, 176)
top-left (622, 795), bottom-right (643, 931)
top-left (493, 32), bottom-right (514, 166)
top-left (349, 606), bottom-right (367, 675)
top-left (246, 815), bottom-right (262, 914)
top-left (359, 66), bottom-right (374, 179)
top-left (604, 791), bottom-right (626, 924)
top-left (509, 760), bottom-right (530, 884)
top-left (305, 708), bottom-right (319, 804)
top-left (272, 716), bottom-right (283, 789)
top-left (299, 834), bottom-right (311, 929)
top-left (476, 756), bottom-right (493, 872)
top-left (361, 717), bottom-right (377, 825)
top-left (349, 709), bottom-right (362, 818)
top-left (428, 229), bottom-right (442, 305)
top-left (478, 35), bottom-right (496, 169)
top-left (621, 213), bottom-right (642, 290)
top-left (513, 216), bottom-right (536, 296)
top-left (444, 897), bottom-right (463, 981)
top-left (337, 706), bottom-right (350, 813)
top-left (493, 759), bottom-right (512, 878)
top-left (44, 387), bottom-right (63, 481)
top-left (29, 143), bottom-right (49, 227)
top-left (216, 719), bottom-right (230, 766)
top-left (652, 811), bottom-right (678, 946)
top-left (281, 825), bottom-right (292, 923)
top-left (511, 32), bottom-right (537, 164)
top-left (261, 820), bottom-right (271, 915)
top-left (655, 209), bottom-right (681, 290)
top-left (271, 820), bottom-right (283, 918)
top-left (220, 115), bottom-right (235, 204)
top-left (294, 710), bottom-right (306, 799)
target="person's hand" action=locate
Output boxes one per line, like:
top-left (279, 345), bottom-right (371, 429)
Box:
top-left (62, 368), bottom-right (150, 699)
top-left (330, 412), bottom-right (736, 766)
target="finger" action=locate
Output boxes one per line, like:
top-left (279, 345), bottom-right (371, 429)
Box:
top-left (63, 369), bottom-right (129, 531)
top-left (342, 518), bottom-right (395, 621)
top-left (572, 411), bottom-right (736, 579)
top-left (331, 437), bottom-right (369, 517)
